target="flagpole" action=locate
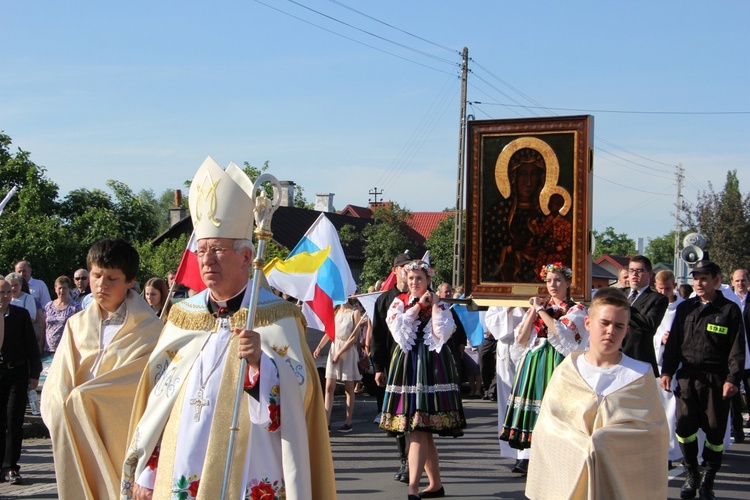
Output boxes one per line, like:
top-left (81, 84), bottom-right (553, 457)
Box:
top-left (221, 174), bottom-right (281, 499)
top-left (160, 280), bottom-right (177, 318)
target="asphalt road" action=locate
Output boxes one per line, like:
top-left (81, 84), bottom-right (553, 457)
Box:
top-left (1, 391), bottom-right (748, 499)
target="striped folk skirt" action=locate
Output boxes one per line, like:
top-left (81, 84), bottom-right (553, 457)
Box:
top-left (499, 339), bottom-right (564, 449)
top-left (380, 340), bottom-right (466, 436)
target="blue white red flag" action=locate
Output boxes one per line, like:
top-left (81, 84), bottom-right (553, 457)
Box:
top-left (266, 213), bottom-right (356, 339)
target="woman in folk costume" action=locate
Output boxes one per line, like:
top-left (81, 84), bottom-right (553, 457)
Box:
top-left (500, 263), bottom-right (588, 460)
top-left (379, 260), bottom-right (466, 500)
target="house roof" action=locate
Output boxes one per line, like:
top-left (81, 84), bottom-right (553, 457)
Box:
top-left (270, 207), bottom-right (370, 261)
top-left (339, 204), bottom-right (372, 218)
top-left (595, 254), bottom-right (631, 269)
top-left (405, 212), bottom-right (452, 245)
top-left (592, 262), bottom-right (617, 280)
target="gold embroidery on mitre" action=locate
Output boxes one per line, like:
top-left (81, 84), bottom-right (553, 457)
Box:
top-left (271, 344), bottom-right (289, 357)
top-left (195, 170), bottom-right (222, 227)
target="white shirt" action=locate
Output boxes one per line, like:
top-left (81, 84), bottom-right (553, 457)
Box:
top-left (28, 277), bottom-right (52, 307)
top-left (575, 353), bottom-right (650, 403)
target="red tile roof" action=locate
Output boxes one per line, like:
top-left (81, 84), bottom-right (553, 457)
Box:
top-left (406, 212), bottom-right (452, 245)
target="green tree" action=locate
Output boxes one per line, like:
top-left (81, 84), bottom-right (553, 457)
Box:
top-left (0, 132), bottom-right (60, 217)
top-left (592, 227), bottom-right (636, 259)
top-left (360, 203), bottom-right (412, 289)
top-left (688, 170), bottom-right (750, 275)
top-left (337, 223), bottom-right (359, 247)
top-left (134, 234), bottom-right (187, 286)
top-left (646, 232), bottom-right (677, 265)
top-left (425, 215), bottom-right (455, 286)
top-left (0, 133), bottom-right (74, 282)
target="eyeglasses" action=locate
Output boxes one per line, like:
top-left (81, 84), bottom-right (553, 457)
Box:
top-left (74, 277), bottom-right (88, 281)
top-left (628, 269), bottom-right (647, 275)
top-left (196, 246), bottom-right (231, 259)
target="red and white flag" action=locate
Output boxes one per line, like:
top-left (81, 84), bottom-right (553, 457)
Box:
top-left (174, 231), bottom-right (206, 293)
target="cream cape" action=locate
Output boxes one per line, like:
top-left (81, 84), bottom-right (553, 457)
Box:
top-left (121, 284), bottom-right (335, 500)
top-left (526, 351), bottom-right (668, 500)
top-left (41, 290), bottom-right (164, 500)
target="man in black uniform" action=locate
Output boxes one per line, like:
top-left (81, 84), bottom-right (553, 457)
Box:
top-left (371, 252), bottom-right (411, 482)
top-left (0, 278), bottom-right (42, 485)
top-left (660, 260), bottom-right (746, 500)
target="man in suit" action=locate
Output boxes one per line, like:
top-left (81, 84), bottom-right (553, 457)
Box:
top-left (732, 268), bottom-right (750, 440)
top-left (622, 255), bottom-right (668, 377)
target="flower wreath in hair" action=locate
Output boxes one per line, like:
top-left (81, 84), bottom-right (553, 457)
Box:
top-left (540, 262), bottom-right (573, 281)
top-left (402, 260), bottom-right (436, 278)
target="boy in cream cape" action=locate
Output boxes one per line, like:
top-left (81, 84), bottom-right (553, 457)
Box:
top-left (526, 288), bottom-right (668, 499)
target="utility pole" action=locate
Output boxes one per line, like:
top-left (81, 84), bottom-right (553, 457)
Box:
top-left (368, 187), bottom-right (383, 204)
top-left (452, 47), bottom-right (469, 288)
top-left (673, 163), bottom-right (684, 282)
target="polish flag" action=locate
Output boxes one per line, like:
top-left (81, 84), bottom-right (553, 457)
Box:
top-left (174, 231), bottom-right (207, 293)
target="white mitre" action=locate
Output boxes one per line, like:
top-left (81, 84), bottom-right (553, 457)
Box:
top-left (188, 157), bottom-right (256, 240)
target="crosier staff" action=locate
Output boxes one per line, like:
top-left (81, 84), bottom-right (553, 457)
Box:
top-left (221, 174), bottom-right (281, 498)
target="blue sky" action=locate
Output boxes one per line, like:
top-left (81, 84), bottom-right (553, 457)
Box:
top-left (2, 1), bottom-right (748, 246)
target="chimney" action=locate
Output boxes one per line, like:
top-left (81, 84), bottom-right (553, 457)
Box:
top-left (279, 181), bottom-right (295, 207)
top-left (169, 189), bottom-right (187, 227)
top-left (315, 193), bottom-right (335, 213)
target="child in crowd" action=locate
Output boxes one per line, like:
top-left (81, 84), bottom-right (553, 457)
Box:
top-left (41, 238), bottom-right (164, 500)
top-left (526, 287), bottom-right (668, 499)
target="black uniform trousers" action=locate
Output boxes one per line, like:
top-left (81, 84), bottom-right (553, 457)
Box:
top-left (675, 369), bottom-right (730, 466)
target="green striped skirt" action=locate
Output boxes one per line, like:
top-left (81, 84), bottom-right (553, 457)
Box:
top-left (499, 339), bottom-right (563, 449)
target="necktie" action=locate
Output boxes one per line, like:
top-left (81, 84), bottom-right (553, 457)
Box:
top-left (629, 289), bottom-right (638, 304)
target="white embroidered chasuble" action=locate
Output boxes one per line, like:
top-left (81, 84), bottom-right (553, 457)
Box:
top-left (122, 282), bottom-right (336, 500)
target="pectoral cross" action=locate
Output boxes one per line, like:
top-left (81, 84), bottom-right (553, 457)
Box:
top-left (189, 387), bottom-right (210, 422)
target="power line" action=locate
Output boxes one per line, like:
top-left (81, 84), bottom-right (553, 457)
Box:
top-left (374, 72), bottom-right (459, 189)
top-left (593, 192), bottom-right (668, 230)
top-left (467, 83), bottom-right (526, 118)
top-left (468, 73), bottom-right (539, 117)
top-left (468, 62), bottom-right (684, 172)
top-left (596, 136), bottom-right (676, 170)
top-left (252, 0), bottom-right (456, 75)
top-left (326, 0), bottom-right (459, 55)
top-left (380, 79), bottom-right (459, 194)
top-left (594, 174), bottom-right (673, 196)
top-left (470, 60), bottom-right (553, 113)
top-left (284, 0), bottom-right (458, 65)
top-left (594, 149), bottom-right (675, 180)
top-left (468, 101), bottom-right (750, 115)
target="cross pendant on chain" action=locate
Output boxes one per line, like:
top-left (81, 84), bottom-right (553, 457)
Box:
top-left (189, 387), bottom-right (210, 422)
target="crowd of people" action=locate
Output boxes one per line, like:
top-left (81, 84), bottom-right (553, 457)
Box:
top-left (0, 159), bottom-right (746, 499)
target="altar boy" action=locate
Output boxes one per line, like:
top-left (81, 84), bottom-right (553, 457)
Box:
top-left (42, 238), bottom-right (164, 499)
top-left (526, 287), bottom-right (668, 499)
